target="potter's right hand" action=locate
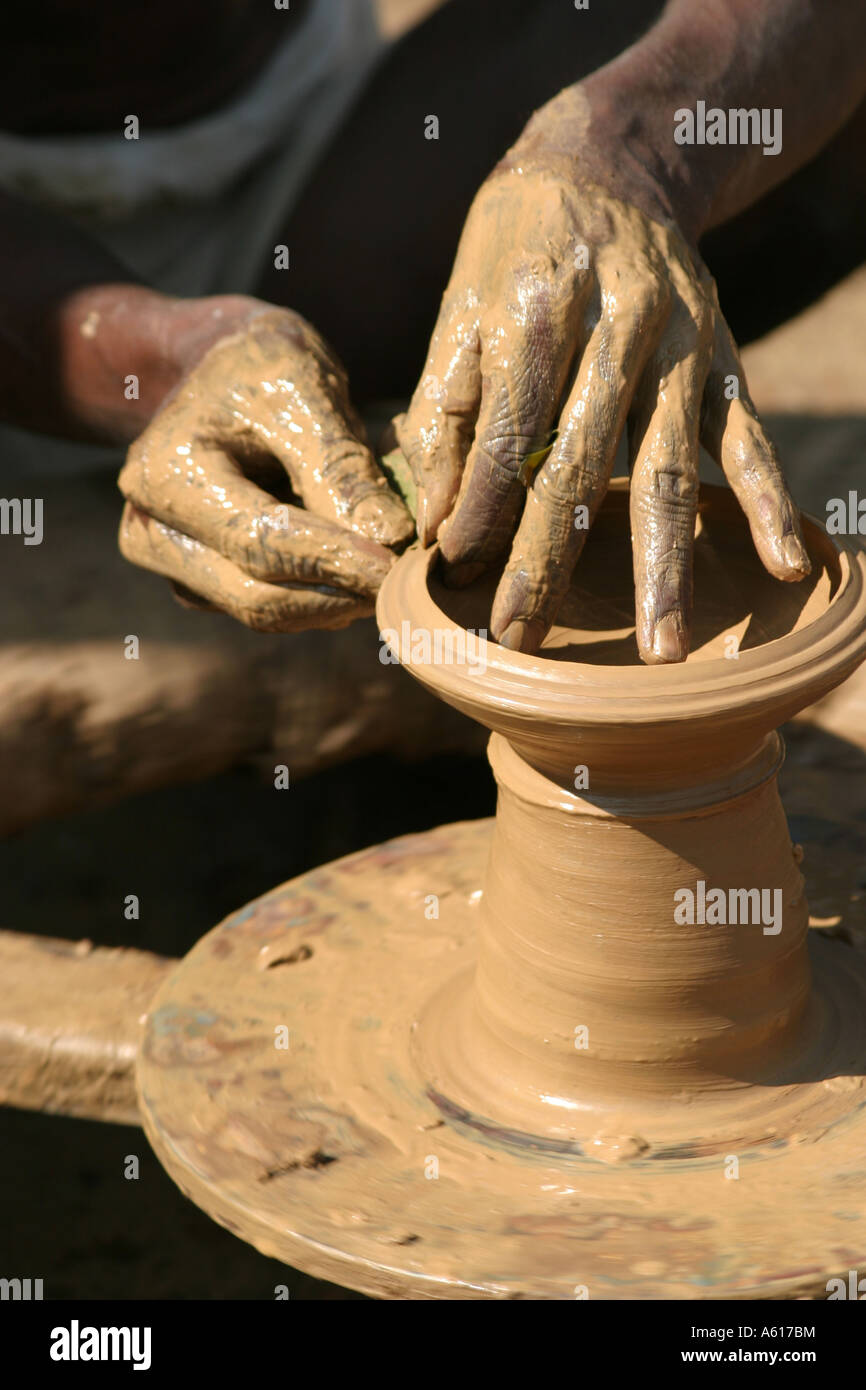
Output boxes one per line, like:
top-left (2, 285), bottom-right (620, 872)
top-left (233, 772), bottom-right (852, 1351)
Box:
top-left (119, 300), bottom-right (413, 631)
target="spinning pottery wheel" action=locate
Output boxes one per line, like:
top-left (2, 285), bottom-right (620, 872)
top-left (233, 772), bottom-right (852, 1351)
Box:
top-left (138, 479), bottom-right (866, 1300)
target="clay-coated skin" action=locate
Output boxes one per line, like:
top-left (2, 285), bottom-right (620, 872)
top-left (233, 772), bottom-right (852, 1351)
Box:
top-left (118, 304), bottom-right (413, 632)
top-left (397, 87), bottom-right (811, 665)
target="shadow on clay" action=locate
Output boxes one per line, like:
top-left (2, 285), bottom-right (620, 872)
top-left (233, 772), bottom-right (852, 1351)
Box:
top-left (433, 482), bottom-right (831, 665)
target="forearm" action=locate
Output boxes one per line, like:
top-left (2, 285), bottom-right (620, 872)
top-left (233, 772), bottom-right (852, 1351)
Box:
top-left (573, 0), bottom-right (866, 239)
top-left (0, 194), bottom-right (248, 444)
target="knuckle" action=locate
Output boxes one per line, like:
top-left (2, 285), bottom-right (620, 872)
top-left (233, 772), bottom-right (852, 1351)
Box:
top-left (231, 545), bottom-right (272, 582)
top-left (319, 438), bottom-right (373, 488)
top-left (117, 460), bottom-right (138, 497)
top-left (617, 262), bottom-right (671, 321)
top-left (118, 443), bottom-right (148, 496)
top-left (655, 554), bottom-right (692, 596)
top-left (476, 426), bottom-right (534, 476)
top-left (692, 253), bottom-right (719, 302)
top-left (247, 305), bottom-right (307, 345)
top-left (632, 468), bottom-right (699, 520)
top-left (543, 454), bottom-right (604, 510)
top-left (658, 464), bottom-right (700, 501)
top-left (244, 307), bottom-right (341, 375)
top-left (224, 518), bottom-right (289, 583)
top-left (117, 506), bottom-right (154, 563)
top-left (116, 518), bottom-right (138, 559)
top-left (688, 293), bottom-right (715, 348)
top-left (395, 422), bottom-right (425, 477)
top-left (640, 270), bottom-right (672, 318)
top-left (510, 251), bottom-right (558, 285)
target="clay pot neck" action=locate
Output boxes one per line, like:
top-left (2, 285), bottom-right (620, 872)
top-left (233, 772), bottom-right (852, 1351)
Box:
top-left (413, 729), bottom-right (812, 1147)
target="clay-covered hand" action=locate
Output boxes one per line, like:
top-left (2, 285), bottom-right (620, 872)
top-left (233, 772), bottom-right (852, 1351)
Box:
top-left (119, 301), bottom-right (413, 631)
top-left (396, 94), bottom-right (810, 664)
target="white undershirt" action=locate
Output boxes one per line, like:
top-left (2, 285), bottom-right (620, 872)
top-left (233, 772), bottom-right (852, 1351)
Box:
top-left (0, 0), bottom-right (383, 218)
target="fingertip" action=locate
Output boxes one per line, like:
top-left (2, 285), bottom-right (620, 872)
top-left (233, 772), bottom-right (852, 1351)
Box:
top-left (496, 618), bottom-right (548, 653)
top-left (351, 491), bottom-right (414, 548)
top-left (418, 476), bottom-right (460, 547)
top-left (643, 611), bottom-right (690, 665)
top-left (753, 526), bottom-right (812, 583)
top-left (169, 580), bottom-right (219, 613)
top-left (489, 563), bottom-right (551, 652)
top-left (416, 490), bottom-right (433, 547)
top-left (782, 533), bottom-right (812, 579)
top-left (417, 480), bottom-right (455, 547)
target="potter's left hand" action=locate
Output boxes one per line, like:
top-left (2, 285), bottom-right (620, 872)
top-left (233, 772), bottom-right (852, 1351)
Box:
top-left (396, 90), bottom-right (810, 664)
top-left (118, 299), bottom-right (413, 632)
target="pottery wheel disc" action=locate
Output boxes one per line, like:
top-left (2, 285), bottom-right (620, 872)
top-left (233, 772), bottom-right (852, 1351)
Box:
top-left (137, 815), bottom-right (866, 1300)
top-left (138, 483), bottom-right (866, 1299)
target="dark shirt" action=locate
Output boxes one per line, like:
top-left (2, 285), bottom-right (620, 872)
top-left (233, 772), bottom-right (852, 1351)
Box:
top-left (0, 0), bottom-right (312, 134)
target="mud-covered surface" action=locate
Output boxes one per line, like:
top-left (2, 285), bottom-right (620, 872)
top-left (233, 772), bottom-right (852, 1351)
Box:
top-left (0, 751), bottom-right (494, 1298)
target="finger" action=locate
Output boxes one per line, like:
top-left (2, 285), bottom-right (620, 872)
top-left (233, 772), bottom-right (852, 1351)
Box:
top-left (120, 444), bottom-right (395, 598)
top-left (490, 274), bottom-right (669, 651)
top-left (629, 311), bottom-right (713, 665)
top-left (169, 580), bottom-right (220, 613)
top-left (118, 503), bottom-right (373, 633)
top-left (438, 251), bottom-right (589, 580)
top-left (234, 315), bottom-right (414, 548)
top-left (700, 313), bottom-right (811, 581)
top-left (396, 291), bottom-right (482, 544)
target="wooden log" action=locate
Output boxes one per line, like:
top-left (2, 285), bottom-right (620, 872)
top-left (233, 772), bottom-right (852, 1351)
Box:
top-left (0, 930), bottom-right (174, 1124)
top-left (0, 469), bottom-right (484, 835)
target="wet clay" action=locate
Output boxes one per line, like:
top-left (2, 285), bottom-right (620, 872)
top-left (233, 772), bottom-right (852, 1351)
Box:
top-left (386, 481), bottom-right (866, 1149)
top-left (395, 116), bottom-right (809, 662)
top-left (119, 308), bottom-right (412, 632)
top-left (0, 931), bottom-right (173, 1125)
top-left (137, 481), bottom-right (866, 1299)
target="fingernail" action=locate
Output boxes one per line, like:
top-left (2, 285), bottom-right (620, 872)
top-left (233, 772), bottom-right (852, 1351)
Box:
top-left (498, 618), bottom-right (546, 653)
top-left (650, 612), bottom-right (688, 663)
top-left (352, 492), bottom-right (414, 547)
top-left (352, 552), bottom-right (395, 596)
top-left (416, 491), bottom-right (432, 546)
top-left (783, 534), bottom-right (811, 576)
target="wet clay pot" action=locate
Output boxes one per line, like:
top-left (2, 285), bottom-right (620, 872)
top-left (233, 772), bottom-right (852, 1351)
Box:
top-left (138, 480), bottom-right (866, 1299)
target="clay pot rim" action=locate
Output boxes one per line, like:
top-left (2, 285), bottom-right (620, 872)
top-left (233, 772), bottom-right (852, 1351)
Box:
top-left (377, 485), bottom-right (866, 731)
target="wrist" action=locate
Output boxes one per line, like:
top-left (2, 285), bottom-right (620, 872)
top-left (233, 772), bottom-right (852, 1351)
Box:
top-left (509, 75), bottom-right (709, 243)
top-left (576, 47), bottom-right (723, 242)
top-left (48, 285), bottom-right (182, 443)
top-left (561, 0), bottom-right (866, 242)
top-left (512, 3), bottom-right (759, 244)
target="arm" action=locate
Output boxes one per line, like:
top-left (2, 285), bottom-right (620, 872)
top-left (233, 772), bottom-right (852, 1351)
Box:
top-left (0, 192), bottom-right (412, 629)
top-left (398, 0), bottom-right (866, 664)
top-left (0, 191), bottom-right (190, 441)
top-left (567, 0), bottom-right (866, 238)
